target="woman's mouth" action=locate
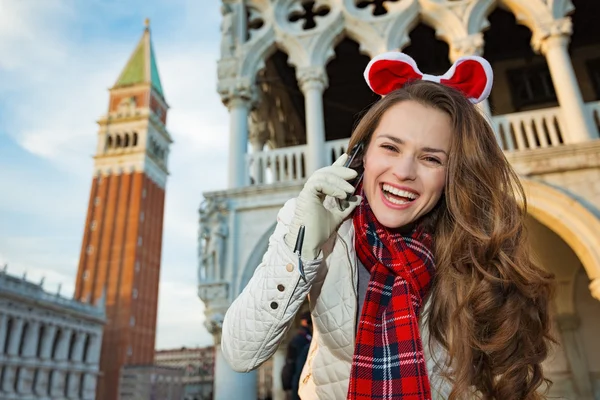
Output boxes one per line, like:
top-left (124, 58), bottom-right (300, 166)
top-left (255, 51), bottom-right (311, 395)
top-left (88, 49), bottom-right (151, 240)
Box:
top-left (381, 183), bottom-right (418, 206)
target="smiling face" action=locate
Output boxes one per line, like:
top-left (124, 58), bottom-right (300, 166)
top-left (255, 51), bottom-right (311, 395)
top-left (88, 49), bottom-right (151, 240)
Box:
top-left (362, 100), bottom-right (452, 229)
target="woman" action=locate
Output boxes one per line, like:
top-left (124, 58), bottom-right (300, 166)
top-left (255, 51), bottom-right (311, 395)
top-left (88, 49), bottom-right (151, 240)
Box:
top-left (221, 53), bottom-right (554, 400)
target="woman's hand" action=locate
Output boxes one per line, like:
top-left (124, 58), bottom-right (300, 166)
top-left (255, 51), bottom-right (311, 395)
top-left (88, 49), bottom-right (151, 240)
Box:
top-left (284, 154), bottom-right (362, 260)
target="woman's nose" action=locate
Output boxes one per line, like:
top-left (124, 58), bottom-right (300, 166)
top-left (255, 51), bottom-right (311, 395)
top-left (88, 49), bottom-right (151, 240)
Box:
top-left (392, 155), bottom-right (417, 181)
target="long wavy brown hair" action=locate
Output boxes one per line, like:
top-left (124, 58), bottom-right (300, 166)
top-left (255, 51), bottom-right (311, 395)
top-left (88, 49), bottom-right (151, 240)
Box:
top-left (347, 80), bottom-right (555, 399)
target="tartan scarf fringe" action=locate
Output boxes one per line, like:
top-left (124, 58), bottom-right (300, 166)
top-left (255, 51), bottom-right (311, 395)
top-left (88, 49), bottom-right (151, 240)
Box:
top-left (348, 196), bottom-right (435, 400)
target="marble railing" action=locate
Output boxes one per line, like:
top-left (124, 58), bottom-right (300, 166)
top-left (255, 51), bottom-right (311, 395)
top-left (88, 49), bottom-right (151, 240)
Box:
top-left (246, 101), bottom-right (600, 186)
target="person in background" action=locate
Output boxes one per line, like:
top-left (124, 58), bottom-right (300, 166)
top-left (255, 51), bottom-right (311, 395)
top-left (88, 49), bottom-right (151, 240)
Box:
top-left (281, 311), bottom-right (312, 400)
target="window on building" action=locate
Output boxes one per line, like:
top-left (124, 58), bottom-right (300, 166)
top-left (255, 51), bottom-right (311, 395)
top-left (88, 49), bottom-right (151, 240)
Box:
top-left (51, 330), bottom-right (62, 359)
top-left (94, 197), bottom-right (101, 206)
top-left (90, 221), bottom-right (97, 231)
top-left (132, 132), bottom-right (139, 147)
top-left (68, 332), bottom-right (77, 360)
top-left (36, 325), bottom-right (45, 357)
top-left (586, 57), bottom-right (600, 100)
top-left (507, 64), bottom-right (557, 110)
top-left (86, 245), bottom-right (93, 255)
top-left (83, 270), bottom-right (89, 280)
top-left (82, 335), bottom-right (91, 363)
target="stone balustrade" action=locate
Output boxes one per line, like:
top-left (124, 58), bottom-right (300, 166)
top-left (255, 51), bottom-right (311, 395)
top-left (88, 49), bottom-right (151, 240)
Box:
top-left (246, 101), bottom-right (600, 186)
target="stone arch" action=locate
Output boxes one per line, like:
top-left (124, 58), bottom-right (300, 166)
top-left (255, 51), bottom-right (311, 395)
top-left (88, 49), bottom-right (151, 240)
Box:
top-left (497, 0), bottom-right (557, 35)
top-left (236, 222), bottom-right (277, 296)
top-left (106, 135), bottom-right (113, 149)
top-left (115, 135), bottom-right (122, 148)
top-left (240, 25), bottom-right (276, 82)
top-left (132, 132), bottom-right (138, 147)
top-left (522, 178), bottom-right (600, 292)
top-left (420, 1), bottom-right (470, 45)
top-left (124, 133), bottom-right (130, 147)
top-left (465, 0), bottom-right (497, 35)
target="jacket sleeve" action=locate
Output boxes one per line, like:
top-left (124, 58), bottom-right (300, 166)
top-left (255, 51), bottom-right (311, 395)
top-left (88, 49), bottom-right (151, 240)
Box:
top-left (221, 198), bottom-right (322, 373)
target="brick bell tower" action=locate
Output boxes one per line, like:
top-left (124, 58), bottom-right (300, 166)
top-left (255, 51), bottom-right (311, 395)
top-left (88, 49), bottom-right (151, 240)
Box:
top-left (74, 19), bottom-right (171, 400)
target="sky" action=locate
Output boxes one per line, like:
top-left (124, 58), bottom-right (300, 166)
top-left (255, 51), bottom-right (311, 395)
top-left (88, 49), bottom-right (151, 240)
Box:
top-left (0, 0), bottom-right (230, 349)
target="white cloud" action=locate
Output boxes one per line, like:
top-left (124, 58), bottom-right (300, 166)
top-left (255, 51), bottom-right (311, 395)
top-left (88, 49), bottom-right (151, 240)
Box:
top-left (0, 0), bottom-right (230, 349)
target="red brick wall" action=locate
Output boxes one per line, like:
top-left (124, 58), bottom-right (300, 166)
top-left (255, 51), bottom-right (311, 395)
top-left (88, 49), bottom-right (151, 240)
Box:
top-left (75, 171), bottom-right (165, 400)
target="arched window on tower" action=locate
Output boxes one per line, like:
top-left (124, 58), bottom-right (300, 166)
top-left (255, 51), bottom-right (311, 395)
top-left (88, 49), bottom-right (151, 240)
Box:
top-left (116, 135), bottom-right (122, 148)
top-left (124, 133), bottom-right (130, 147)
top-left (132, 132), bottom-right (138, 146)
top-left (106, 135), bottom-right (113, 150)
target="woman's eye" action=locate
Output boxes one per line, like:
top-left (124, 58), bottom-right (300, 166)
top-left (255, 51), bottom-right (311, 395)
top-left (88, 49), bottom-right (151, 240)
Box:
top-left (424, 156), bottom-right (442, 164)
top-left (381, 144), bottom-right (397, 152)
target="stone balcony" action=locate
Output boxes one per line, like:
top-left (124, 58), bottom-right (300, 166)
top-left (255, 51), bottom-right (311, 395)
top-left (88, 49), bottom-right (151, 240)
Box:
top-left (242, 100), bottom-right (600, 188)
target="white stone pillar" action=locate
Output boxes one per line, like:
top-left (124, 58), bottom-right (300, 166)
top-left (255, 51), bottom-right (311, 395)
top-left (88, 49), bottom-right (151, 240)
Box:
top-left (71, 331), bottom-right (87, 363)
top-left (272, 345), bottom-right (287, 400)
top-left (34, 368), bottom-right (51, 397)
top-left (17, 320), bottom-right (40, 395)
top-left (86, 333), bottom-right (102, 364)
top-left (82, 374), bottom-right (98, 400)
top-left (534, 18), bottom-right (597, 142)
top-left (6, 317), bottom-right (24, 355)
top-left (220, 80), bottom-right (257, 188)
top-left (40, 324), bottom-right (57, 359)
top-left (298, 66), bottom-right (328, 174)
top-left (22, 320), bottom-right (40, 357)
top-left (54, 327), bottom-right (72, 361)
top-left (556, 314), bottom-right (594, 399)
top-left (215, 340), bottom-right (257, 400)
top-left (0, 314), bottom-right (7, 352)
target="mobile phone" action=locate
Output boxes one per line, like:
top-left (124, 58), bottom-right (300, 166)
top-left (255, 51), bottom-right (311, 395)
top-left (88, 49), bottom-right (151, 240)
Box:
top-left (337, 142), bottom-right (365, 211)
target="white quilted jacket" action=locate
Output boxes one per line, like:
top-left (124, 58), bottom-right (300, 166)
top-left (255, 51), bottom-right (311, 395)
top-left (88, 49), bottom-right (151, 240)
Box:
top-left (221, 198), bottom-right (450, 399)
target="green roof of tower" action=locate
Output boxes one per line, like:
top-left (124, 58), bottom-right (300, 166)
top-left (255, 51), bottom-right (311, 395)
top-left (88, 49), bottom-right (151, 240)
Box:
top-left (114, 20), bottom-right (164, 98)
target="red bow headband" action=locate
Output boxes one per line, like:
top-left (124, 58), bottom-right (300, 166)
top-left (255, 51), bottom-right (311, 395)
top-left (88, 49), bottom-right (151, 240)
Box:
top-left (364, 52), bottom-right (493, 104)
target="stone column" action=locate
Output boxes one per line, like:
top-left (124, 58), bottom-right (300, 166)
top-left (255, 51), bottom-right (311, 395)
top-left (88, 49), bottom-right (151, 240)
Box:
top-left (272, 345), bottom-right (287, 400)
top-left (86, 333), bottom-right (102, 364)
top-left (6, 317), bottom-right (24, 355)
top-left (39, 324), bottom-right (57, 359)
top-left (17, 320), bottom-right (40, 395)
top-left (0, 314), bottom-right (7, 352)
top-left (209, 313), bottom-right (257, 400)
top-left (50, 327), bottom-right (72, 397)
top-left (298, 66), bottom-right (328, 174)
top-left (220, 79), bottom-right (257, 188)
top-left (556, 314), bottom-right (593, 399)
top-left (449, 33), bottom-right (492, 117)
top-left (534, 18), bottom-right (597, 142)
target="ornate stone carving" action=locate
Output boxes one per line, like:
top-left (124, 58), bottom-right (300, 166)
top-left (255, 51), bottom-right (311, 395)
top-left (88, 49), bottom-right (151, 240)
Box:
top-left (198, 198), bottom-right (229, 284)
top-left (220, 3), bottom-right (237, 58)
top-left (449, 33), bottom-right (484, 61)
top-left (203, 311), bottom-right (225, 336)
top-left (217, 77), bottom-right (259, 108)
top-left (531, 17), bottom-right (572, 53)
top-left (288, 0), bottom-right (331, 31)
top-left (297, 65), bottom-right (328, 92)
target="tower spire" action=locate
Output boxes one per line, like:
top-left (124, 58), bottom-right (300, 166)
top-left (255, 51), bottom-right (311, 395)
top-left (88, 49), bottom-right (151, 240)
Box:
top-left (113, 20), bottom-right (164, 98)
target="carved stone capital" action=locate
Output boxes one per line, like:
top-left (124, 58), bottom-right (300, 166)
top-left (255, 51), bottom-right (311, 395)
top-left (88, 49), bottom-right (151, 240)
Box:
top-left (590, 278), bottom-right (600, 302)
top-left (297, 66), bottom-right (328, 93)
top-left (532, 17), bottom-right (572, 54)
top-left (218, 77), bottom-right (259, 109)
top-left (203, 311), bottom-right (225, 337)
top-left (449, 33), bottom-right (484, 62)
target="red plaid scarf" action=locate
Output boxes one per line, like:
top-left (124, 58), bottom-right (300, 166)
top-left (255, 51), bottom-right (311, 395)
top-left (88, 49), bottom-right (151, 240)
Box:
top-left (348, 195), bottom-right (435, 400)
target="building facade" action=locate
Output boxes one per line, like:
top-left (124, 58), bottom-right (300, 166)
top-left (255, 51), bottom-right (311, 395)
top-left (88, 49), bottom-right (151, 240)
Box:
top-left (199, 0), bottom-right (600, 399)
top-left (0, 268), bottom-right (105, 400)
top-left (119, 365), bottom-right (184, 400)
top-left (155, 347), bottom-right (215, 400)
top-left (74, 20), bottom-right (171, 400)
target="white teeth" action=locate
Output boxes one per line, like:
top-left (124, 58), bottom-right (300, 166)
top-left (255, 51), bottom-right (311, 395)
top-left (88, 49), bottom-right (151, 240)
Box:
top-left (382, 184), bottom-right (418, 200)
